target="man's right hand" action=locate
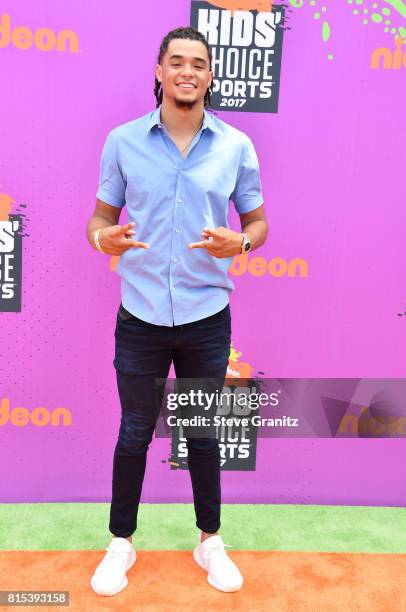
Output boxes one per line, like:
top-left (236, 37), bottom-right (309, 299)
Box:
top-left (94, 222), bottom-right (150, 255)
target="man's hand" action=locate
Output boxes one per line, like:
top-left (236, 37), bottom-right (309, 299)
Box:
top-left (95, 222), bottom-right (149, 256)
top-left (189, 226), bottom-right (242, 258)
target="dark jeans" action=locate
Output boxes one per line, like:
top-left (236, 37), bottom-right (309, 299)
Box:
top-left (109, 303), bottom-right (231, 538)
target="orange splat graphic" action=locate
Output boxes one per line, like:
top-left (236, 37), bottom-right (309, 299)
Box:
top-left (206, 0), bottom-right (272, 13)
top-left (227, 341), bottom-right (255, 380)
top-left (0, 193), bottom-right (15, 221)
top-left (227, 359), bottom-right (254, 379)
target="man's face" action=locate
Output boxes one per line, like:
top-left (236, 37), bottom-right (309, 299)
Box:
top-left (155, 38), bottom-right (213, 110)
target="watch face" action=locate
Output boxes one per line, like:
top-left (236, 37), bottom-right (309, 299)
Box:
top-left (244, 242), bottom-right (251, 253)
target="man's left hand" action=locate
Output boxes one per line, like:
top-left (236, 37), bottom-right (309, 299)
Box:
top-left (189, 227), bottom-right (242, 258)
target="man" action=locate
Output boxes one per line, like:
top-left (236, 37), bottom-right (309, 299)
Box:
top-left (87, 26), bottom-right (268, 596)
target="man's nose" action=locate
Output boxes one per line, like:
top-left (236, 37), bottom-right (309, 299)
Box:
top-left (180, 64), bottom-right (194, 77)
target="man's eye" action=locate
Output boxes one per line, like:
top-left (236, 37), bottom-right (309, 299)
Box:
top-left (172, 64), bottom-right (181, 67)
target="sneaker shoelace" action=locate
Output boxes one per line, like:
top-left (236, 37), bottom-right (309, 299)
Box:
top-left (104, 547), bottom-right (131, 566)
top-left (205, 543), bottom-right (233, 566)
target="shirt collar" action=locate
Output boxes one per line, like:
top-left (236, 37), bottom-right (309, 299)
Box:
top-left (146, 105), bottom-right (222, 136)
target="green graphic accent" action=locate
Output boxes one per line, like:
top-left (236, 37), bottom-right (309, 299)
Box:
top-left (322, 21), bottom-right (331, 41)
top-left (288, 0), bottom-right (334, 60)
top-left (289, 0), bottom-right (405, 60)
top-left (1, 503), bottom-right (406, 553)
top-left (383, 0), bottom-right (406, 19)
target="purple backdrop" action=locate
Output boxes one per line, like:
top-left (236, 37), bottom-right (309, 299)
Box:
top-left (1, 0), bottom-right (405, 505)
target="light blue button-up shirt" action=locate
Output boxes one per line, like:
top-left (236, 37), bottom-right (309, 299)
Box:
top-left (96, 106), bottom-right (263, 326)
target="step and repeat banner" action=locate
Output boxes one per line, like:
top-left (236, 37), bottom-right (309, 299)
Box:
top-left (1, 1), bottom-right (405, 505)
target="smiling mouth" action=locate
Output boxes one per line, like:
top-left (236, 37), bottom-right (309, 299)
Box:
top-left (176, 83), bottom-right (196, 90)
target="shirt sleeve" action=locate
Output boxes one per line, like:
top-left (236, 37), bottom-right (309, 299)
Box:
top-left (230, 137), bottom-right (263, 214)
top-left (96, 131), bottom-right (126, 208)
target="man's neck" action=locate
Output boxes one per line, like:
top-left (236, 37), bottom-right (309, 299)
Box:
top-left (160, 98), bottom-right (205, 136)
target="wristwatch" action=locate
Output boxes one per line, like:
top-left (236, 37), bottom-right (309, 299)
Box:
top-left (240, 233), bottom-right (252, 254)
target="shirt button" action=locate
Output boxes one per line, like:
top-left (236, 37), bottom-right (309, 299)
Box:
top-left (177, 198), bottom-right (182, 203)
top-left (173, 257), bottom-right (178, 263)
top-left (175, 228), bottom-right (181, 233)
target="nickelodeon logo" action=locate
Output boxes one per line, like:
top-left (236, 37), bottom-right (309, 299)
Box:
top-left (0, 398), bottom-right (72, 427)
top-left (0, 13), bottom-right (79, 52)
top-left (371, 36), bottom-right (405, 69)
top-left (229, 254), bottom-right (308, 277)
top-left (339, 408), bottom-right (406, 435)
top-left (110, 253), bottom-right (308, 277)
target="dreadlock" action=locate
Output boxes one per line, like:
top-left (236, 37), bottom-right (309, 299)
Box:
top-left (154, 26), bottom-right (213, 108)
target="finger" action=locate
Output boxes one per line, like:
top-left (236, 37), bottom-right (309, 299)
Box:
top-left (124, 230), bottom-right (136, 238)
top-left (189, 240), bottom-right (210, 249)
top-left (202, 227), bottom-right (219, 238)
top-left (117, 222), bottom-right (136, 234)
top-left (125, 240), bottom-right (150, 249)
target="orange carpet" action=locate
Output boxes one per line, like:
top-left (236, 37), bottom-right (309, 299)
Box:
top-left (1, 550), bottom-right (406, 611)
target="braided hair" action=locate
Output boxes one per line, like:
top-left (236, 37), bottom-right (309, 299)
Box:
top-left (154, 26), bottom-right (213, 108)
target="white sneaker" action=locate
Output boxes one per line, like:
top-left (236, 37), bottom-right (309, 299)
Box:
top-left (90, 537), bottom-right (136, 596)
top-left (193, 535), bottom-right (243, 593)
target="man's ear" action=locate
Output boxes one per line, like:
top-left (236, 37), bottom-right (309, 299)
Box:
top-left (155, 63), bottom-right (162, 83)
